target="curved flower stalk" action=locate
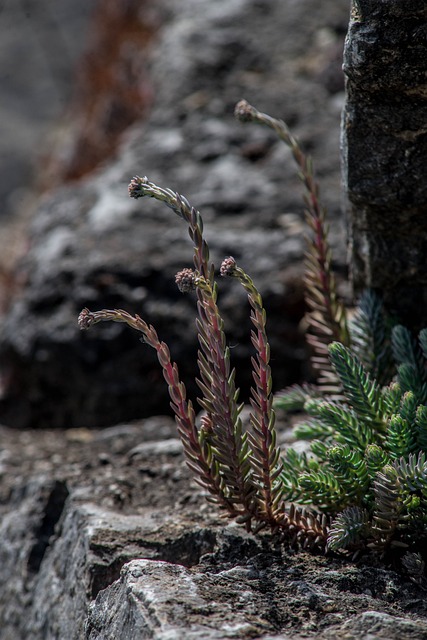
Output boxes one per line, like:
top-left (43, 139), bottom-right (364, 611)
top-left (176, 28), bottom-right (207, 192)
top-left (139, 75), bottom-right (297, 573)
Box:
top-left (235, 100), bottom-right (349, 392)
top-left (83, 178), bottom-right (263, 529)
top-left (128, 176), bottom-right (212, 281)
top-left (78, 307), bottom-right (236, 515)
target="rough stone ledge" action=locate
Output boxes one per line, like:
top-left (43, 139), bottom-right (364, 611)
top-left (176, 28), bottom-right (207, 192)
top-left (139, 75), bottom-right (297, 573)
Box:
top-left (1, 417), bottom-right (427, 639)
top-left (86, 558), bottom-right (427, 640)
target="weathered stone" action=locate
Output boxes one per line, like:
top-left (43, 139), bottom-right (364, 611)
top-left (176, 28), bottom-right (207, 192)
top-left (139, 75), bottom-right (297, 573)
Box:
top-left (325, 611), bottom-right (427, 639)
top-left (1, 421), bottom-right (427, 639)
top-left (342, 0), bottom-right (427, 328)
top-left (0, 427), bottom-right (220, 639)
top-left (0, 0), bottom-right (349, 428)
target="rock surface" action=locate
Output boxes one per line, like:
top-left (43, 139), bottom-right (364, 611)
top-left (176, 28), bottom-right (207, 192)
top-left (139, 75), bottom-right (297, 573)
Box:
top-left (1, 420), bottom-right (427, 639)
top-left (0, 0), bottom-right (350, 428)
top-left (342, 0), bottom-right (427, 329)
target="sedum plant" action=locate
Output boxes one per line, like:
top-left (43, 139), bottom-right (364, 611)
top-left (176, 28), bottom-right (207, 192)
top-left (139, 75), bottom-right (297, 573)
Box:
top-left (78, 101), bottom-right (427, 572)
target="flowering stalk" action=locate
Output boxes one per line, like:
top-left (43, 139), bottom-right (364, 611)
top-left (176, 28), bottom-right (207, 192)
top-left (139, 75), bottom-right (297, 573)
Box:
top-left (78, 307), bottom-right (236, 515)
top-left (78, 176), bottom-right (331, 546)
top-left (234, 100), bottom-right (349, 390)
top-left (127, 178), bottom-right (256, 523)
top-left (220, 257), bottom-right (284, 527)
top-left (128, 177), bottom-right (211, 281)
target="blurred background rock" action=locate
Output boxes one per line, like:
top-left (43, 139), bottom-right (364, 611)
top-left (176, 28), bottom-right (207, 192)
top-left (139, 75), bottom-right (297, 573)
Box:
top-left (0, 0), bottom-right (96, 221)
top-left (0, 0), bottom-right (159, 294)
top-left (0, 0), bottom-right (350, 428)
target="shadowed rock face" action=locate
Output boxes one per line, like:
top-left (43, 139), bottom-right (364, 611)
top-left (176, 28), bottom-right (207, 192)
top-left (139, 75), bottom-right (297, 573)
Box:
top-left (0, 0), bottom-right (349, 428)
top-left (342, 0), bottom-right (427, 329)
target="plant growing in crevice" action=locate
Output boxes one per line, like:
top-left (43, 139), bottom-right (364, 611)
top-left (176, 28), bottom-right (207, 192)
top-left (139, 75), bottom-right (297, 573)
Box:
top-left (78, 102), bottom-right (427, 572)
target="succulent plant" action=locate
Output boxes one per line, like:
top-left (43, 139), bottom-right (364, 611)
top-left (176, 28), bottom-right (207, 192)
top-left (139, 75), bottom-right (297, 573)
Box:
top-left (78, 102), bottom-right (427, 571)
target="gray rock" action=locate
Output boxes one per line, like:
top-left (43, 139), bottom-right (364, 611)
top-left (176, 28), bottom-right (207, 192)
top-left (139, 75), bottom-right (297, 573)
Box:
top-left (0, 0), bottom-right (98, 220)
top-left (86, 559), bottom-right (250, 640)
top-left (325, 610), bottom-right (427, 640)
top-left (1, 420), bottom-right (427, 640)
top-left (0, 481), bottom-right (218, 639)
top-left (0, 0), bottom-right (350, 428)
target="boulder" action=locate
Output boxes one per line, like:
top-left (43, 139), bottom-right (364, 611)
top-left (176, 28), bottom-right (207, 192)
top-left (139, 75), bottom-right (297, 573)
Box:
top-left (0, 0), bottom-right (349, 428)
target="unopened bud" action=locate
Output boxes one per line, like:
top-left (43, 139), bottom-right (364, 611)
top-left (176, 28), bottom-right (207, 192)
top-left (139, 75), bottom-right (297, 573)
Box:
top-left (128, 175), bottom-right (147, 199)
top-left (175, 268), bottom-right (196, 293)
top-left (78, 308), bottom-right (94, 330)
top-left (234, 100), bottom-right (257, 122)
top-left (220, 256), bottom-right (237, 277)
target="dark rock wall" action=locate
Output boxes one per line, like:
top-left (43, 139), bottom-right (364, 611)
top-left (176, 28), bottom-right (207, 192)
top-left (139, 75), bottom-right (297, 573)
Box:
top-left (342, 0), bottom-right (427, 329)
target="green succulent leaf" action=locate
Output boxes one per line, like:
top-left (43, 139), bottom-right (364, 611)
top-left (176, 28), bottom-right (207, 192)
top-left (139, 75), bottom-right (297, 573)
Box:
top-left (328, 507), bottom-right (370, 551)
top-left (293, 419), bottom-right (334, 442)
top-left (315, 401), bottom-right (372, 451)
top-left (298, 468), bottom-right (348, 511)
top-left (310, 439), bottom-right (331, 462)
top-left (419, 329), bottom-right (427, 362)
top-left (327, 445), bottom-right (369, 499)
top-left (365, 444), bottom-right (390, 479)
top-left (280, 448), bottom-right (311, 502)
top-left (349, 289), bottom-right (394, 386)
top-left (416, 405), bottom-right (427, 453)
top-left (382, 382), bottom-right (403, 416)
top-left (274, 384), bottom-right (320, 412)
top-left (386, 414), bottom-right (417, 459)
top-left (392, 326), bottom-right (427, 405)
top-left (328, 342), bottom-right (387, 436)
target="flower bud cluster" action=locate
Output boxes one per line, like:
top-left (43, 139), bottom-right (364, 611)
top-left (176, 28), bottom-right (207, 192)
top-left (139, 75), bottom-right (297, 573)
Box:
top-left (175, 268), bottom-right (197, 293)
top-left (220, 256), bottom-right (237, 277)
top-left (128, 175), bottom-right (147, 199)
